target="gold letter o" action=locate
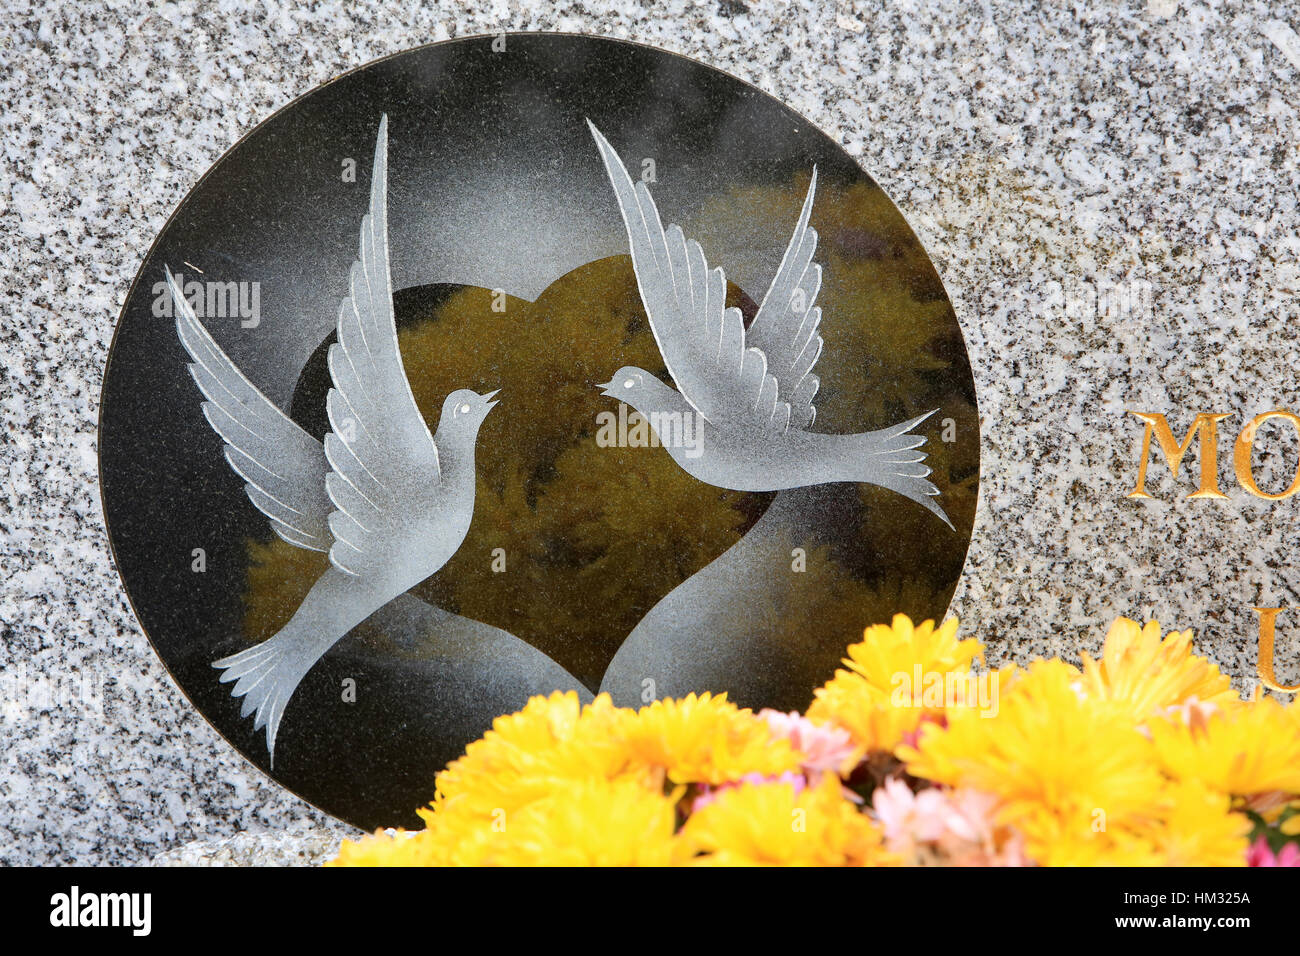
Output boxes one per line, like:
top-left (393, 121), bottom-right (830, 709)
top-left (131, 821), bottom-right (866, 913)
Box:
top-left (1235, 411), bottom-right (1300, 500)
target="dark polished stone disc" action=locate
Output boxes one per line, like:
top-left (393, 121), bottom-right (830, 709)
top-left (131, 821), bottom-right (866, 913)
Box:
top-left (99, 34), bottom-right (978, 829)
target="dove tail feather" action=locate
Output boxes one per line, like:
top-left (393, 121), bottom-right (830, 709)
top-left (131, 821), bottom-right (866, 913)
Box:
top-left (211, 568), bottom-right (385, 765)
top-left (212, 614), bottom-right (346, 766)
top-left (854, 409), bottom-right (953, 530)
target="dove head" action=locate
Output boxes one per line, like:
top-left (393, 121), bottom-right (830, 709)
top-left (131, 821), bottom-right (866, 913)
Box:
top-left (598, 366), bottom-right (672, 417)
top-left (438, 388), bottom-right (500, 437)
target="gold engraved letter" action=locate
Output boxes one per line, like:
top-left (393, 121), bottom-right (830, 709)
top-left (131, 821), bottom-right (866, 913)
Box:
top-left (1126, 411), bottom-right (1230, 499)
top-left (1253, 607), bottom-right (1300, 694)
top-left (1234, 411), bottom-right (1300, 501)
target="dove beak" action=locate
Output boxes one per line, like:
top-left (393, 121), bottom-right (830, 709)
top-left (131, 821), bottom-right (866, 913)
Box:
top-left (597, 379), bottom-right (615, 396)
top-left (482, 388), bottom-right (501, 410)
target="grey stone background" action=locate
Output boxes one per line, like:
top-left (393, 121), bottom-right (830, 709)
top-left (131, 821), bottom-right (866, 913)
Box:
top-left (3, 0), bottom-right (1299, 865)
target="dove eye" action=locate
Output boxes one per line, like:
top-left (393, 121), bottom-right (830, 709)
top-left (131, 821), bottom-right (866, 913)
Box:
top-left (459, 403), bottom-right (471, 415)
top-left (623, 379), bottom-right (635, 389)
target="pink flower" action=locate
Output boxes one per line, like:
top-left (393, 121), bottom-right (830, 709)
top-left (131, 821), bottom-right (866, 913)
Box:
top-left (871, 779), bottom-right (1031, 866)
top-left (688, 710), bottom-right (864, 815)
top-left (758, 709), bottom-right (860, 776)
top-left (1247, 836), bottom-right (1300, 867)
top-left (873, 778), bottom-right (953, 846)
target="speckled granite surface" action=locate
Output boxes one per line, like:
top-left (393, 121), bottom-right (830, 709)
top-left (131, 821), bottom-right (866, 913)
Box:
top-left (3, 0), bottom-right (1299, 865)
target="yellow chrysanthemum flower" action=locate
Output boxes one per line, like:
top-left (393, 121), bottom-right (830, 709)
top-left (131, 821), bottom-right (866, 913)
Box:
top-left (1149, 695), bottom-right (1300, 797)
top-left (901, 659), bottom-right (1167, 862)
top-left (331, 795), bottom-right (507, 866)
top-left (682, 776), bottom-right (896, 866)
top-left (472, 777), bottom-right (685, 866)
top-left (1149, 781), bottom-right (1251, 866)
top-left (333, 778), bottom-right (685, 867)
top-left (1079, 618), bottom-right (1239, 720)
top-left (807, 615), bottom-right (985, 753)
top-left (1033, 781), bottom-right (1249, 867)
top-left (432, 691), bottom-right (641, 820)
top-left (1025, 819), bottom-right (1164, 867)
top-left (329, 828), bottom-right (432, 867)
top-left (618, 692), bottom-right (802, 785)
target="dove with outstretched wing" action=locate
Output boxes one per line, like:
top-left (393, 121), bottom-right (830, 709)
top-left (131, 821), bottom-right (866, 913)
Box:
top-left (171, 115), bottom-right (499, 762)
top-left (587, 122), bottom-right (950, 527)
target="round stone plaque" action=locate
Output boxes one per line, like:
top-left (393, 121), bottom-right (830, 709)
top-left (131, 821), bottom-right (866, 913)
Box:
top-left (99, 34), bottom-right (979, 829)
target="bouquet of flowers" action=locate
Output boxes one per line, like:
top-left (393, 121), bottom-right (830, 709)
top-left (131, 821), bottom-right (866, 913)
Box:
top-left (331, 616), bottom-right (1300, 866)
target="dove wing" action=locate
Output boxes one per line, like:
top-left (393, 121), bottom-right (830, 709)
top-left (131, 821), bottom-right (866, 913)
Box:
top-left (322, 114), bottom-right (442, 578)
top-left (589, 122), bottom-right (792, 432)
top-left (746, 170), bottom-right (823, 430)
top-left (170, 268), bottom-right (333, 552)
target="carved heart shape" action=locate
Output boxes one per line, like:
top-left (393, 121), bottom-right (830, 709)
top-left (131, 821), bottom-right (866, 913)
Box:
top-left (251, 256), bottom-right (770, 692)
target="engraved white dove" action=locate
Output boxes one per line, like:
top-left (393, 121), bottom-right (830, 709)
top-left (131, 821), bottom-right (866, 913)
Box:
top-left (588, 121), bottom-right (950, 527)
top-left (170, 115), bottom-right (500, 762)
